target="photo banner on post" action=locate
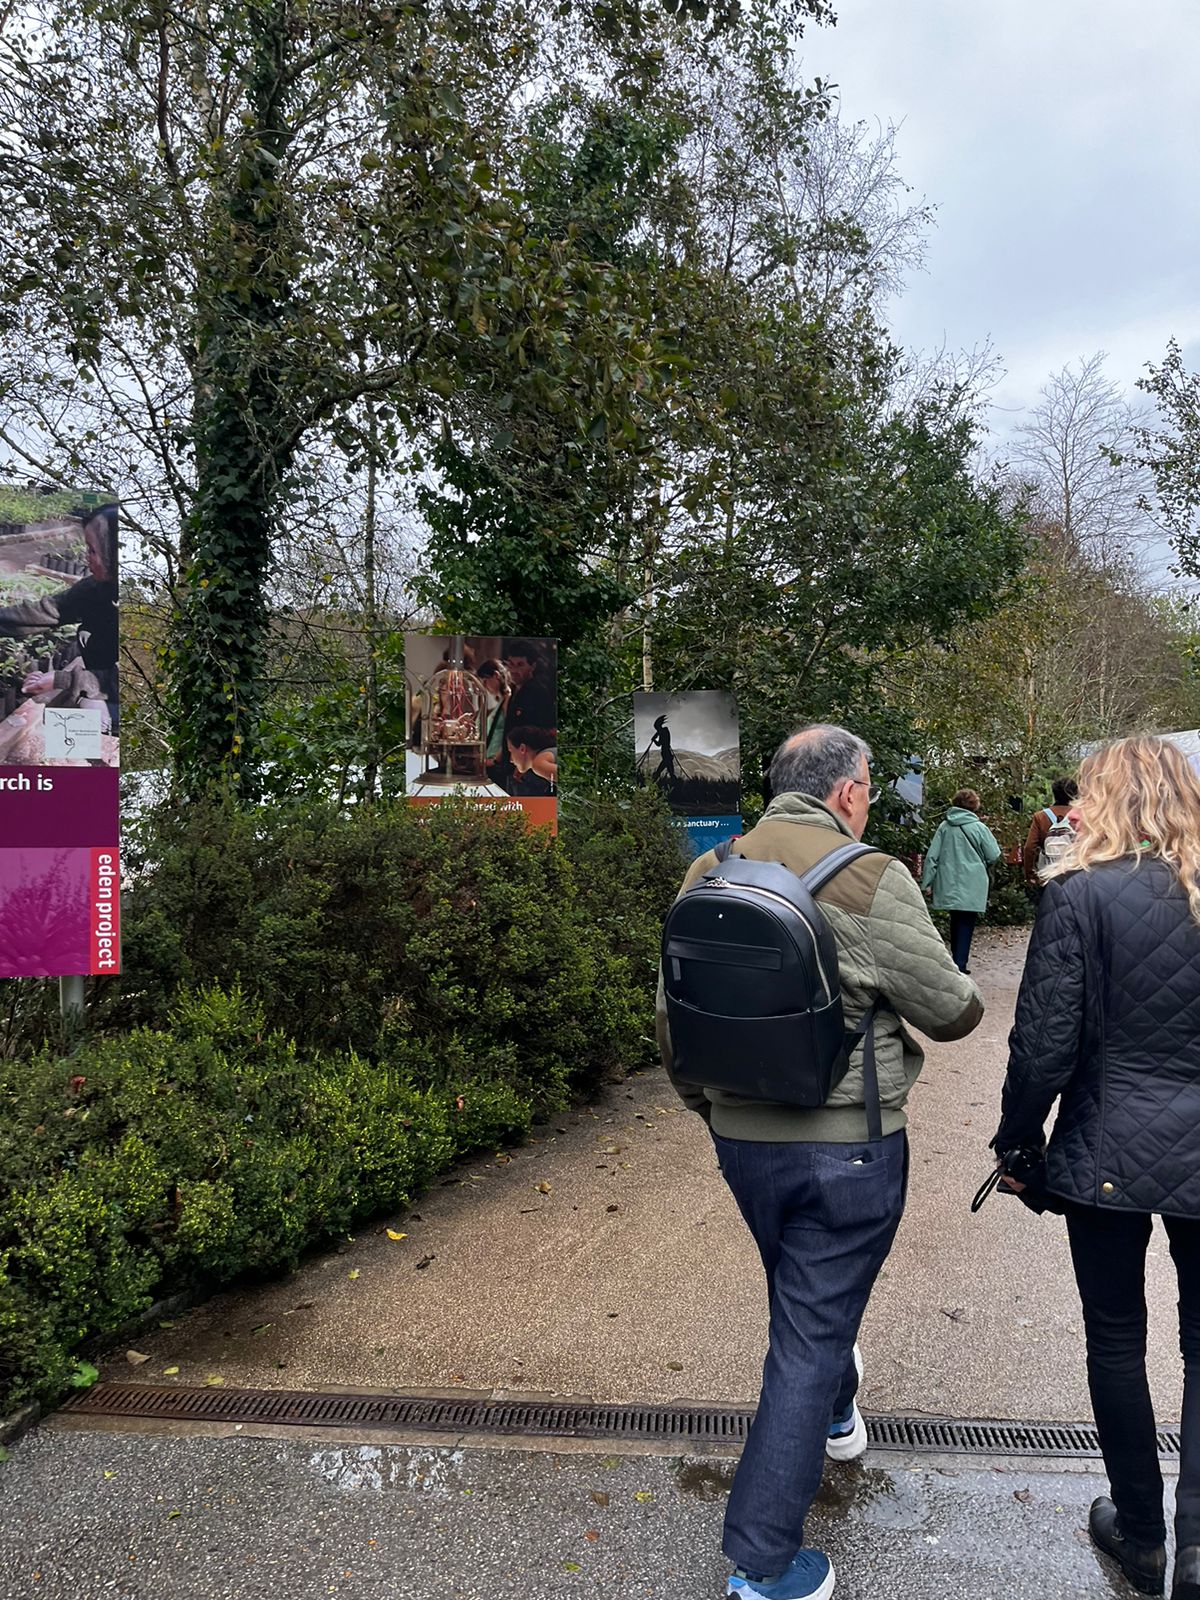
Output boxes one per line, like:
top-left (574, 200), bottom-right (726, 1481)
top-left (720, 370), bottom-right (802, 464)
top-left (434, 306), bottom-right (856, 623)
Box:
top-left (0, 489), bottom-right (120, 977)
top-left (401, 634), bottom-right (558, 833)
top-left (633, 690), bottom-right (741, 858)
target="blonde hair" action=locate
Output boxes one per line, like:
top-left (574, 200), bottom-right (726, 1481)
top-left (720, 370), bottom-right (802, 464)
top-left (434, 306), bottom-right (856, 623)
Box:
top-left (1044, 735), bottom-right (1200, 922)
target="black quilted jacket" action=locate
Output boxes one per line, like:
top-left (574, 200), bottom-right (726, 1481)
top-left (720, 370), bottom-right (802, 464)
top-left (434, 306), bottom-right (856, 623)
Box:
top-left (994, 858), bottom-right (1200, 1217)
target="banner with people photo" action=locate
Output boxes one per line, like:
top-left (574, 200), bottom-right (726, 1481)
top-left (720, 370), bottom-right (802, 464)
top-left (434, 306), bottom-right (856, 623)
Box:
top-left (403, 635), bottom-right (558, 832)
top-left (633, 690), bottom-right (741, 858)
top-left (0, 488), bottom-right (120, 977)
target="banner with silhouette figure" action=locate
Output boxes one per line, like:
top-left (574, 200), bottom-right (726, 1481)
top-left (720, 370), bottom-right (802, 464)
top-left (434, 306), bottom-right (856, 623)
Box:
top-left (0, 487), bottom-right (120, 976)
top-left (633, 690), bottom-right (741, 858)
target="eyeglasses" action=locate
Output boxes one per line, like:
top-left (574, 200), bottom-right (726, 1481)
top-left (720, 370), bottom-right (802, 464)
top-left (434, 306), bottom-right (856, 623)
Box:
top-left (851, 780), bottom-right (882, 804)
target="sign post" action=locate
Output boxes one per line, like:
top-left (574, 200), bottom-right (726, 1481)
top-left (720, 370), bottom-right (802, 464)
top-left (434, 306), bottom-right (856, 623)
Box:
top-left (59, 973), bottom-right (85, 1028)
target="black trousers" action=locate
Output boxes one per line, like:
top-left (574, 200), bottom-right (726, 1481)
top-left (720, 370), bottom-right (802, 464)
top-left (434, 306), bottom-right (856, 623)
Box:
top-left (948, 910), bottom-right (977, 972)
top-left (1064, 1202), bottom-right (1200, 1547)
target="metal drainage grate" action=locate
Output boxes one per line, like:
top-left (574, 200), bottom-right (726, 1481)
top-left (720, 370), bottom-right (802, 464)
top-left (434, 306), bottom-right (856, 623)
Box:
top-left (61, 1384), bottom-right (1182, 1460)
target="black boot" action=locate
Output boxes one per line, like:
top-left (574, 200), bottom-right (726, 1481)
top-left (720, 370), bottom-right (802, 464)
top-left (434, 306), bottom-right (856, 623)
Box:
top-left (1089, 1497), bottom-right (1166, 1595)
top-left (1173, 1545), bottom-right (1200, 1600)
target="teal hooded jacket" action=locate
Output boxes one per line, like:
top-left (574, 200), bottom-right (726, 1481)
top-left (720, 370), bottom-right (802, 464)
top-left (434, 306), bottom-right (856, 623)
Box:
top-left (921, 807), bottom-right (1002, 914)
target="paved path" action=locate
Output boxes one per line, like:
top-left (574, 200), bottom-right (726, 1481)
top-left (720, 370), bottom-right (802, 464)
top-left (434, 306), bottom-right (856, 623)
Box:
top-left (100, 929), bottom-right (1185, 1424)
top-left (0, 1424), bottom-right (1172, 1600)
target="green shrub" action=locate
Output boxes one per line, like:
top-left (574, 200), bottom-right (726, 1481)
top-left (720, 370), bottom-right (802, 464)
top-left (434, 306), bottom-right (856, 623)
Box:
top-left (0, 987), bottom-right (550, 1412)
top-left (67, 791), bottom-right (681, 1102)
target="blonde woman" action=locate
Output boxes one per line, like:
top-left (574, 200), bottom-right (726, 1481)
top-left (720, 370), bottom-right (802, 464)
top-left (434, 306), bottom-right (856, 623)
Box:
top-left (993, 736), bottom-right (1200, 1599)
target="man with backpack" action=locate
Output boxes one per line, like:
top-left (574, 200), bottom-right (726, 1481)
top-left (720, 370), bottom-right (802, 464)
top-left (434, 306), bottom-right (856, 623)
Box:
top-left (1022, 777), bottom-right (1079, 890)
top-left (656, 724), bottom-right (984, 1600)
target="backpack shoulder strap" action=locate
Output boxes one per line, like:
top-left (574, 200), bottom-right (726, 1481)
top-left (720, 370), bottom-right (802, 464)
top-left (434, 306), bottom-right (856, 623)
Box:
top-left (800, 841), bottom-right (881, 895)
top-left (1043, 807), bottom-right (1059, 825)
top-left (714, 837), bottom-right (739, 863)
top-left (803, 842), bottom-right (886, 1141)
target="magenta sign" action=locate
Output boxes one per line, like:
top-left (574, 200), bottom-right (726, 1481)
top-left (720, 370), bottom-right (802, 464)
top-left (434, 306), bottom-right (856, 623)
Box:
top-left (0, 492), bottom-right (120, 976)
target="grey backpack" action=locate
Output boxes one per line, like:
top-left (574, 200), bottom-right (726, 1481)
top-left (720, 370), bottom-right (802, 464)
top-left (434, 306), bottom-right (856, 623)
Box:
top-left (1038, 808), bottom-right (1076, 874)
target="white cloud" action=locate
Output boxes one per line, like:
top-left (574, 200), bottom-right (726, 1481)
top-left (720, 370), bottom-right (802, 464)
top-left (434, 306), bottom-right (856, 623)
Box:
top-left (802, 0), bottom-right (1200, 423)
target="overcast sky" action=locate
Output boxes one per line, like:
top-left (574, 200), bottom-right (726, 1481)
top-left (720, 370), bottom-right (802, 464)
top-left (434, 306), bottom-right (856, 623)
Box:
top-left (803, 1), bottom-right (1200, 445)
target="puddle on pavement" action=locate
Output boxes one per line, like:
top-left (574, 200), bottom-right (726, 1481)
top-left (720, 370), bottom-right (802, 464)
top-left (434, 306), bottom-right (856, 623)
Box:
top-left (675, 1461), bottom-right (737, 1501)
top-left (675, 1459), bottom-right (929, 1529)
top-left (816, 1465), bottom-right (936, 1531)
top-left (304, 1444), bottom-right (467, 1495)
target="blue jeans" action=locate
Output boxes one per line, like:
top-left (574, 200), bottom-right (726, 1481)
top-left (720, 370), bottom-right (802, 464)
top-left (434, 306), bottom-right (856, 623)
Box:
top-left (714, 1129), bottom-right (909, 1575)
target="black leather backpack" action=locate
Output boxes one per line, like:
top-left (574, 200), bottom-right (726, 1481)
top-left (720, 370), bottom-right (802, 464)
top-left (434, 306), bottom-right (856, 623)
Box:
top-left (661, 840), bottom-right (884, 1137)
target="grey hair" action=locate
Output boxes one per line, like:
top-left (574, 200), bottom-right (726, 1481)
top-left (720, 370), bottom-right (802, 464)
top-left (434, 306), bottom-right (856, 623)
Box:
top-left (768, 723), bottom-right (872, 802)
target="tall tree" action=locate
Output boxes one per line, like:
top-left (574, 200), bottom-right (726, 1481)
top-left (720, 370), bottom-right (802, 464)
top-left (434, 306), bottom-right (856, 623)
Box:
top-left (1128, 339), bottom-right (1200, 580)
top-left (2, 0), bottom-right (827, 792)
top-left (1012, 353), bottom-right (1156, 570)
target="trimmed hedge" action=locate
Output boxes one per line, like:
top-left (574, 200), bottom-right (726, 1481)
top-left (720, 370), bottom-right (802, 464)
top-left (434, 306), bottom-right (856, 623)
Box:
top-left (94, 790), bottom-right (685, 1105)
top-left (0, 793), bottom-right (687, 1415)
top-left (0, 989), bottom-right (534, 1409)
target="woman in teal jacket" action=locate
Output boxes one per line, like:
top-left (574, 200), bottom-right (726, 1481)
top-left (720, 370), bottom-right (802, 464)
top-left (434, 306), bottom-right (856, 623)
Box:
top-left (921, 789), bottom-right (1002, 973)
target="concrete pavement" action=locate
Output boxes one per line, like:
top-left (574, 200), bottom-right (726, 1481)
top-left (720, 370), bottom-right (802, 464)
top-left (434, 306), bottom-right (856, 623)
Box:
top-left (97, 928), bottom-right (1186, 1424)
top-left (0, 1423), bottom-right (1174, 1600)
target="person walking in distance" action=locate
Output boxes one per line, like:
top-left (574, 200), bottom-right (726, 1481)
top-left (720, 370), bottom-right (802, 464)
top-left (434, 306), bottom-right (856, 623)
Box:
top-left (993, 736), bottom-right (1200, 1600)
top-left (1023, 776), bottom-right (1078, 892)
top-left (920, 789), bottom-right (1002, 973)
top-left (657, 724), bottom-right (984, 1600)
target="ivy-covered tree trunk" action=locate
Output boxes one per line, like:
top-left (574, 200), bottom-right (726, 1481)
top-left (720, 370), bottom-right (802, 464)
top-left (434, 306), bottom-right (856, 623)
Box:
top-left (169, 3), bottom-right (297, 795)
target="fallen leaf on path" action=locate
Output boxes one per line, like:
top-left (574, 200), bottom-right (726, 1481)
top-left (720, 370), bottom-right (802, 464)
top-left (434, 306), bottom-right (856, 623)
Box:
top-left (563, 1562), bottom-right (581, 1573)
top-left (294, 1300), bottom-right (316, 1311)
top-left (634, 1491), bottom-right (655, 1503)
top-left (665, 1362), bottom-right (683, 1372)
top-left (585, 1530), bottom-right (599, 1542)
top-left (590, 1491), bottom-right (610, 1508)
top-left (534, 1181), bottom-right (552, 1194)
top-left (167, 1510), bottom-right (181, 1520)
top-left (386, 1230), bottom-right (407, 1241)
top-left (204, 1375), bottom-right (225, 1387)
top-left (163, 1367), bottom-right (180, 1376)
top-left (251, 1323), bottom-right (272, 1336)
top-left (606, 1204), bottom-right (619, 1213)
top-left (348, 1269), bottom-right (361, 1281)
top-left (125, 1350), bottom-right (151, 1366)
top-left (1014, 1489), bottom-right (1032, 1504)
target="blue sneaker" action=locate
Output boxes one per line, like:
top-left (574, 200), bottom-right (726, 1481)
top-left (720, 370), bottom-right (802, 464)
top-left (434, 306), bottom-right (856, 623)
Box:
top-left (727, 1549), bottom-right (835, 1599)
